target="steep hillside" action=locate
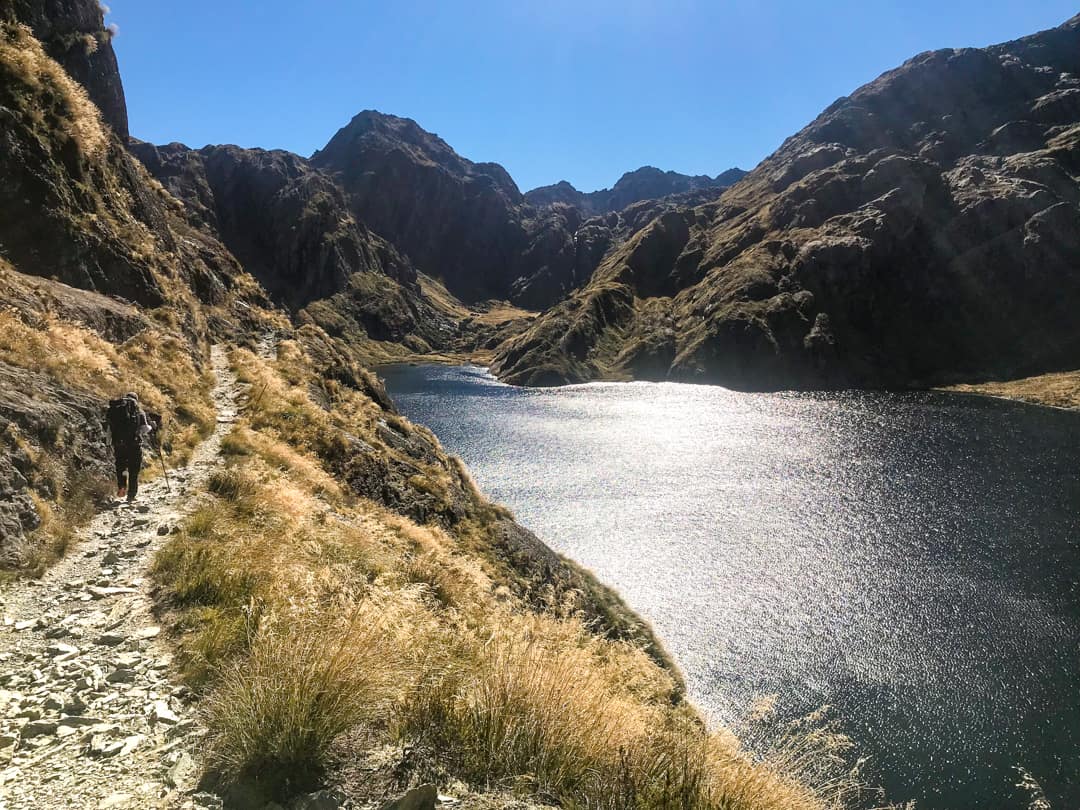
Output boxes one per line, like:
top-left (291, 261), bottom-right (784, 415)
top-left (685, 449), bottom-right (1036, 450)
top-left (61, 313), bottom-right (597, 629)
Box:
top-left (309, 111), bottom-right (581, 308)
top-left (129, 140), bottom-right (476, 357)
top-left (6, 0), bottom-right (128, 137)
top-left (0, 6), bottom-right (280, 563)
top-left (309, 111), bottom-right (746, 310)
top-left (492, 14), bottom-right (1080, 389)
top-left (525, 165), bottom-right (747, 214)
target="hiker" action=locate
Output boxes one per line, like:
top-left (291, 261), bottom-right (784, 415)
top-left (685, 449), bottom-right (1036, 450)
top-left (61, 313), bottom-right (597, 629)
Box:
top-left (106, 392), bottom-right (158, 503)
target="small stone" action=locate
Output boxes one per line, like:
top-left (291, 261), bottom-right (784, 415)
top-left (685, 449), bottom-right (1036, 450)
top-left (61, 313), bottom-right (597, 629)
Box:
top-left (105, 669), bottom-right (136, 684)
top-left (379, 785), bottom-right (436, 810)
top-left (134, 626), bottom-right (161, 640)
top-left (115, 652), bottom-right (141, 668)
top-left (13, 621), bottom-right (34, 632)
top-left (20, 721), bottom-right (58, 739)
top-left (58, 715), bottom-right (103, 727)
top-left (136, 504), bottom-right (151, 514)
top-left (88, 735), bottom-right (124, 758)
top-left (96, 633), bottom-right (126, 647)
top-left (102, 550), bottom-right (120, 566)
top-left (156, 524), bottom-right (170, 536)
top-left (150, 700), bottom-right (179, 725)
top-left (166, 718), bottom-right (197, 739)
top-left (87, 586), bottom-right (138, 599)
top-left (98, 792), bottom-right (133, 808)
top-left (166, 751), bottom-right (199, 791)
top-left (56, 725), bottom-right (79, 739)
top-left (119, 734), bottom-right (145, 756)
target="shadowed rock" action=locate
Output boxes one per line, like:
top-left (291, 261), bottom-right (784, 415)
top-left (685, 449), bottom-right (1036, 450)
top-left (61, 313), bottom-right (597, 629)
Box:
top-left (493, 13), bottom-right (1080, 391)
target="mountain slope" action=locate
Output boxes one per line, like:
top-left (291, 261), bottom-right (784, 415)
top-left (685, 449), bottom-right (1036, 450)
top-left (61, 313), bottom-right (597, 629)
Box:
top-left (492, 14), bottom-right (1080, 390)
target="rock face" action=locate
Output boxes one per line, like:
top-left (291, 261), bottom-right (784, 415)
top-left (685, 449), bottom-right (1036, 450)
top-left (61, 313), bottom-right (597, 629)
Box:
top-left (130, 142), bottom-right (416, 307)
top-left (310, 111), bottom-right (534, 304)
top-left (130, 141), bottom-right (461, 349)
top-left (492, 13), bottom-right (1080, 390)
top-left (525, 166), bottom-right (747, 215)
top-left (3, 0), bottom-right (128, 138)
top-left (310, 112), bottom-right (747, 310)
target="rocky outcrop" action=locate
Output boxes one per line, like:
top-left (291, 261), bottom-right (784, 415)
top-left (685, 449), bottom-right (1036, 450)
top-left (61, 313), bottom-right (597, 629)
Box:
top-left (2, 0), bottom-right (128, 138)
top-left (525, 166), bottom-right (747, 215)
top-left (493, 13), bottom-right (1080, 390)
top-left (309, 111), bottom-right (725, 310)
top-left (131, 141), bottom-right (465, 351)
top-left (131, 143), bottom-right (416, 306)
top-left (0, 19), bottom-right (257, 315)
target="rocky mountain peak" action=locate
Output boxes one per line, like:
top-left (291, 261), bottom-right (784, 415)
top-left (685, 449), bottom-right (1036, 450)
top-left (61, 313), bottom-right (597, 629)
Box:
top-left (524, 165), bottom-right (747, 216)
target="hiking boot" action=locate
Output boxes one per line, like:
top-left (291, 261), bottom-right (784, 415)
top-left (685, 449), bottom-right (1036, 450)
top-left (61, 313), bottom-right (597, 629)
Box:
top-left (117, 486), bottom-right (127, 499)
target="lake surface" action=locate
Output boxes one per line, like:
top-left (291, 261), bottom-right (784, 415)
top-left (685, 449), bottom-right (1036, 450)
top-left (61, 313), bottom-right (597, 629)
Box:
top-left (381, 363), bottom-right (1080, 810)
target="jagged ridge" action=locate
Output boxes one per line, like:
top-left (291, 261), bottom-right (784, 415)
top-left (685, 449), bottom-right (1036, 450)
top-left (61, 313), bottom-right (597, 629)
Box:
top-left (492, 13), bottom-right (1080, 390)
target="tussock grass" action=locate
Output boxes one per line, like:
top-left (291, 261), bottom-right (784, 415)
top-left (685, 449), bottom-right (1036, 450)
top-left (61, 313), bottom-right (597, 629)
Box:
top-left (151, 347), bottom-right (870, 809)
top-left (0, 303), bottom-right (215, 569)
top-left (0, 309), bottom-right (214, 465)
top-left (0, 23), bottom-right (107, 159)
top-left (202, 599), bottom-right (431, 798)
top-left (20, 468), bottom-right (113, 575)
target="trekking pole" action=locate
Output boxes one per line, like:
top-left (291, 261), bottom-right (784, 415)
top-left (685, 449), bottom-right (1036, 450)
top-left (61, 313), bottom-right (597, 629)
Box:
top-left (245, 381), bottom-right (268, 413)
top-left (155, 442), bottom-right (172, 494)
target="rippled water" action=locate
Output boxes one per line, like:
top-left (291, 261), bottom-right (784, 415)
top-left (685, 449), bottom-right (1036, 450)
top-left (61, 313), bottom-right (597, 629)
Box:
top-left (380, 363), bottom-right (1080, 809)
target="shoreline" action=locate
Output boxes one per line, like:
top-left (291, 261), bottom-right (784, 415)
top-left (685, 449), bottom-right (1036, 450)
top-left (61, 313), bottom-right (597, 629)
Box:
top-left (383, 356), bottom-right (1080, 414)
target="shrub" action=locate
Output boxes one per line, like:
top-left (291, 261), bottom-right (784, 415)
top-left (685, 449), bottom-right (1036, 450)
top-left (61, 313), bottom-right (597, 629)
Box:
top-left (202, 603), bottom-right (427, 800)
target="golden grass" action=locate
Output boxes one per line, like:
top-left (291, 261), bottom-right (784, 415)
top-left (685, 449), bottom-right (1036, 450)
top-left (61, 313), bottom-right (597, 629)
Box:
top-left (151, 345), bottom-right (868, 809)
top-left (0, 298), bottom-right (213, 570)
top-left (0, 23), bottom-right (108, 160)
top-left (945, 370), bottom-right (1080, 410)
top-left (418, 274), bottom-right (536, 326)
top-left (0, 309), bottom-right (214, 466)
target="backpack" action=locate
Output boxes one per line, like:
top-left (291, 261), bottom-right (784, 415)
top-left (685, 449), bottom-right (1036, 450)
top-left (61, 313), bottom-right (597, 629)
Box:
top-left (107, 396), bottom-right (141, 446)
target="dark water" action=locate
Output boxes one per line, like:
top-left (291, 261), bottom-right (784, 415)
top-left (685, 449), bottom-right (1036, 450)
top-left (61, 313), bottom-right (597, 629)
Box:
top-left (381, 363), bottom-right (1080, 809)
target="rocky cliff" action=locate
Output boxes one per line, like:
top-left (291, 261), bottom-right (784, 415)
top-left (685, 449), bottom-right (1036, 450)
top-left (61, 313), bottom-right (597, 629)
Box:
top-left (308, 111), bottom-right (745, 311)
top-left (525, 166), bottom-right (747, 215)
top-left (309, 111), bottom-right (576, 308)
top-left (492, 14), bottom-right (1080, 390)
top-left (3, 0), bottom-right (127, 138)
top-left (129, 141), bottom-right (465, 350)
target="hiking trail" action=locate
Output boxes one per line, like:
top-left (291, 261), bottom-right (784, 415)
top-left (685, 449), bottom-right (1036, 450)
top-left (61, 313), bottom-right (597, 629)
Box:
top-left (0, 345), bottom-right (241, 810)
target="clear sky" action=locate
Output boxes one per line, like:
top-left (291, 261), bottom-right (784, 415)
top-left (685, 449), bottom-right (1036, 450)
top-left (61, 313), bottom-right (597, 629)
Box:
top-left (108, 1), bottom-right (1077, 193)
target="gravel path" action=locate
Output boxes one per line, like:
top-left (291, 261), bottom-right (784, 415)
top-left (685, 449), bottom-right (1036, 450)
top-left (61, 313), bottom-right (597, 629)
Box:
top-left (0, 345), bottom-right (240, 810)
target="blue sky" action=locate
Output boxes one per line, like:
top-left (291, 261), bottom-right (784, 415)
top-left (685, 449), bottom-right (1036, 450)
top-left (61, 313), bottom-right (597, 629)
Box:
top-left (108, 1), bottom-right (1077, 193)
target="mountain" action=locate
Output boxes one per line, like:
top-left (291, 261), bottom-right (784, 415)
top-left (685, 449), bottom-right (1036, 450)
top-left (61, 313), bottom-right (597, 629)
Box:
top-left (128, 140), bottom-right (469, 351)
top-left (525, 166), bottom-right (748, 215)
top-left (492, 14), bottom-right (1080, 389)
top-left (309, 112), bottom-right (749, 310)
